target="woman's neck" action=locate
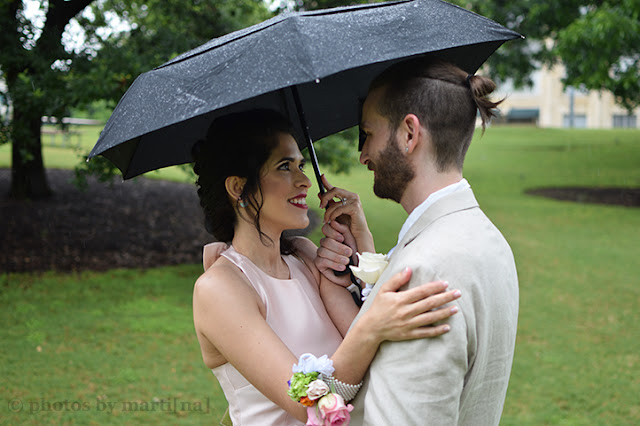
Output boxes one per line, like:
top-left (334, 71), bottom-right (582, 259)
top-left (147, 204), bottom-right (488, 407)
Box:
top-left (231, 224), bottom-right (289, 279)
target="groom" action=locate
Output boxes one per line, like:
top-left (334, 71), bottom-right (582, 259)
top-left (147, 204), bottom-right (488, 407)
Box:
top-left (316, 60), bottom-right (519, 425)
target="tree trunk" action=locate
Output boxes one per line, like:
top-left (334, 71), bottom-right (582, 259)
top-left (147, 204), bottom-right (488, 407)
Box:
top-left (8, 104), bottom-right (51, 200)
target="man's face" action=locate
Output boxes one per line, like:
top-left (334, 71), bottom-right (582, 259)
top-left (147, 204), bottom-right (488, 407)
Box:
top-left (359, 88), bottom-right (415, 203)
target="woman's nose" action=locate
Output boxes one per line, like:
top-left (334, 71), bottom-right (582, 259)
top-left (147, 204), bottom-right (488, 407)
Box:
top-left (297, 170), bottom-right (311, 187)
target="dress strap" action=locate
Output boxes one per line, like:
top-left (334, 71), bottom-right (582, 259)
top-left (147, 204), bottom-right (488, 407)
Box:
top-left (202, 242), bottom-right (230, 271)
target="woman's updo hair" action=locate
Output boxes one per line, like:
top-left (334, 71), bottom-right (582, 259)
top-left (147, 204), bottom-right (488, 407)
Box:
top-left (192, 109), bottom-right (298, 250)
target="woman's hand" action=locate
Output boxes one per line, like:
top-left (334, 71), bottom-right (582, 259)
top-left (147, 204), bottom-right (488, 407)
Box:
top-left (359, 267), bottom-right (461, 343)
top-left (315, 220), bottom-right (356, 287)
top-left (318, 175), bottom-right (374, 253)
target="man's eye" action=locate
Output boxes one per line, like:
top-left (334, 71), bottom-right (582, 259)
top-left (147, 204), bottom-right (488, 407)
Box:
top-left (358, 129), bottom-right (367, 151)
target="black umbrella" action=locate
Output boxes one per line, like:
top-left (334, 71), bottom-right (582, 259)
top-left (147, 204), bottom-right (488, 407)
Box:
top-left (89, 0), bottom-right (522, 188)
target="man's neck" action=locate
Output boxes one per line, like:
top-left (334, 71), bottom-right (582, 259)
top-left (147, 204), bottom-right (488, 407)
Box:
top-left (400, 170), bottom-right (463, 214)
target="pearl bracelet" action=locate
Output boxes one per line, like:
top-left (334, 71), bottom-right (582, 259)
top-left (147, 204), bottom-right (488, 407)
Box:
top-left (321, 374), bottom-right (363, 402)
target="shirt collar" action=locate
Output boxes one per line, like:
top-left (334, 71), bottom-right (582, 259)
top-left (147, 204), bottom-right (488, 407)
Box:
top-left (387, 178), bottom-right (470, 257)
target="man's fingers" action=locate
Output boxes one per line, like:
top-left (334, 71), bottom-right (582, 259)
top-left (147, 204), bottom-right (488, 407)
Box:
top-left (319, 236), bottom-right (352, 258)
top-left (321, 222), bottom-right (344, 242)
top-left (327, 220), bottom-right (349, 235)
top-left (317, 245), bottom-right (351, 270)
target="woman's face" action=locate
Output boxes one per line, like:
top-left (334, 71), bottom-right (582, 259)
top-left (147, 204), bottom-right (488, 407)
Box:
top-left (255, 132), bottom-right (312, 234)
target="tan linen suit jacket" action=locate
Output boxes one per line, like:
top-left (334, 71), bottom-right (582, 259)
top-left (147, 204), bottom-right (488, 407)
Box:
top-left (349, 187), bottom-right (519, 425)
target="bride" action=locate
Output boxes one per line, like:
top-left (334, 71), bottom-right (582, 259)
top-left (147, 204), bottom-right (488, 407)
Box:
top-left (192, 109), bottom-right (460, 425)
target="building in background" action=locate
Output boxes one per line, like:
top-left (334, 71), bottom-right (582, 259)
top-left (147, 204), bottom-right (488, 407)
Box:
top-left (496, 65), bottom-right (639, 129)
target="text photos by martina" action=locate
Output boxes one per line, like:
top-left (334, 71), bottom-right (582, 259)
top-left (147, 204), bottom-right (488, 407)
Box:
top-left (8, 396), bottom-right (211, 415)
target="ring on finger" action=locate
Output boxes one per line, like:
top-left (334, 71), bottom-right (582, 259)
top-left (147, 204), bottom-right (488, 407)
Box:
top-left (341, 197), bottom-right (347, 206)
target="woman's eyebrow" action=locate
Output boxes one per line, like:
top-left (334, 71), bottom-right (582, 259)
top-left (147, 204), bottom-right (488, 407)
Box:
top-left (276, 156), bottom-right (295, 163)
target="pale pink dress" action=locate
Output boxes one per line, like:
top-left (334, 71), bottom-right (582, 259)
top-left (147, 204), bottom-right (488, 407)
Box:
top-left (202, 243), bottom-right (343, 426)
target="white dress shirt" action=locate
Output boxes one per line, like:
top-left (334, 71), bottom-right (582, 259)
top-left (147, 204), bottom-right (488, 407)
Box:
top-left (387, 178), bottom-right (470, 257)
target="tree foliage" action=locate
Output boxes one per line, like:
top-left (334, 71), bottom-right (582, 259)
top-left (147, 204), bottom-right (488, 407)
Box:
top-left (0, 0), bottom-right (271, 199)
top-left (457, 0), bottom-right (640, 111)
top-left (4, 0), bottom-right (637, 200)
top-left (1, 0), bottom-right (94, 198)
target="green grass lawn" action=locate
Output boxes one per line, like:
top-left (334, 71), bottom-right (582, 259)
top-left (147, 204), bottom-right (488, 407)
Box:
top-left (1, 126), bottom-right (639, 424)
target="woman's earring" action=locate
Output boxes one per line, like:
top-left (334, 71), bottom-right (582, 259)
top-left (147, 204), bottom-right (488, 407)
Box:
top-left (405, 146), bottom-right (409, 153)
top-left (238, 197), bottom-right (247, 208)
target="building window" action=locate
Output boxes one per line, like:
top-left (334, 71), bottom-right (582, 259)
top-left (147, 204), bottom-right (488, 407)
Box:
top-left (505, 108), bottom-right (539, 125)
top-left (613, 115), bottom-right (637, 128)
top-left (563, 114), bottom-right (587, 128)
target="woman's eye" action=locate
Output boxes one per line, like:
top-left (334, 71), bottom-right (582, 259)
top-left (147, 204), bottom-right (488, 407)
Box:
top-left (299, 163), bottom-right (306, 172)
top-left (278, 163), bottom-right (290, 171)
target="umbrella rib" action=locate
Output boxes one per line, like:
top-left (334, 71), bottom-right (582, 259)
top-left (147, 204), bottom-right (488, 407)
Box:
top-left (154, 0), bottom-right (415, 72)
top-left (154, 17), bottom-right (288, 70)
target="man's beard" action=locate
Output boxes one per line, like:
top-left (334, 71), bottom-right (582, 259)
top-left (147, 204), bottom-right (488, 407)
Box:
top-left (370, 134), bottom-right (415, 203)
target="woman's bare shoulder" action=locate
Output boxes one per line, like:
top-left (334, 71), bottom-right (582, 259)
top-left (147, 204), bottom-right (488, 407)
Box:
top-left (194, 256), bottom-right (253, 302)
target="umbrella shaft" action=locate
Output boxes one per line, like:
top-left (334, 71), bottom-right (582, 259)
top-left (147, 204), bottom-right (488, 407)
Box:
top-left (290, 86), bottom-right (325, 194)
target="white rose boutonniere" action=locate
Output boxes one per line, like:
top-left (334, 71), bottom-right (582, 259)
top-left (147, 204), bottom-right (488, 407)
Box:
top-left (349, 252), bottom-right (388, 301)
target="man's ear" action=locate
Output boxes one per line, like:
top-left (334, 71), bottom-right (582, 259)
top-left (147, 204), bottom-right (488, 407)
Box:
top-left (225, 176), bottom-right (247, 200)
top-left (400, 114), bottom-right (423, 154)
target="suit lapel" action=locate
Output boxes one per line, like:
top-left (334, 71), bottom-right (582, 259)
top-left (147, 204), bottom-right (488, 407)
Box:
top-left (353, 188), bottom-right (481, 324)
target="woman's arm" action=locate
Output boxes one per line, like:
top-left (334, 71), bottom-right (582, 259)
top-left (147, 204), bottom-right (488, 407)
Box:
top-left (194, 247), bottom-right (460, 423)
top-left (294, 237), bottom-right (461, 385)
top-left (193, 263), bottom-right (309, 421)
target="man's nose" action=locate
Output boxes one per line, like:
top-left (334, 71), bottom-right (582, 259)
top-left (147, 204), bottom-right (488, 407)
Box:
top-left (359, 150), bottom-right (368, 165)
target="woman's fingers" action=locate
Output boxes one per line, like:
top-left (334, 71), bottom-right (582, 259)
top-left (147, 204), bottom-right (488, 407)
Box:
top-left (410, 302), bottom-right (460, 328)
top-left (409, 288), bottom-right (462, 314)
top-left (405, 323), bottom-right (453, 339)
top-left (385, 303), bottom-right (459, 341)
top-left (321, 174), bottom-right (334, 191)
top-left (380, 277), bottom-right (461, 313)
top-left (378, 268), bottom-right (413, 292)
top-left (398, 280), bottom-right (450, 303)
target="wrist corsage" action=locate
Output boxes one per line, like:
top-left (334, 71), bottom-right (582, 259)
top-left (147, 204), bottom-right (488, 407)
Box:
top-left (288, 353), bottom-right (358, 426)
top-left (349, 252), bottom-right (388, 302)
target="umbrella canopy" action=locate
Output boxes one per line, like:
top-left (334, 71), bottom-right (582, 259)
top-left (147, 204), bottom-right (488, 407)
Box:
top-left (89, 0), bottom-right (522, 182)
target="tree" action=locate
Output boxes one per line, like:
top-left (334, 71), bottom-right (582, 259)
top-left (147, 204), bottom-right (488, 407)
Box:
top-left (0, 0), bottom-right (271, 199)
top-left (1, 0), bottom-right (93, 199)
top-left (458, 0), bottom-right (640, 112)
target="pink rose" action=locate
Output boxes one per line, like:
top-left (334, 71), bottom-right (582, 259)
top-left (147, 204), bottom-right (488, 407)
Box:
top-left (306, 406), bottom-right (323, 426)
top-left (318, 393), bottom-right (354, 426)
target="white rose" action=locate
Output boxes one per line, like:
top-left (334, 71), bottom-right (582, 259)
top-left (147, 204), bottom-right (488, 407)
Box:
top-left (306, 379), bottom-right (330, 400)
top-left (349, 252), bottom-right (388, 285)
